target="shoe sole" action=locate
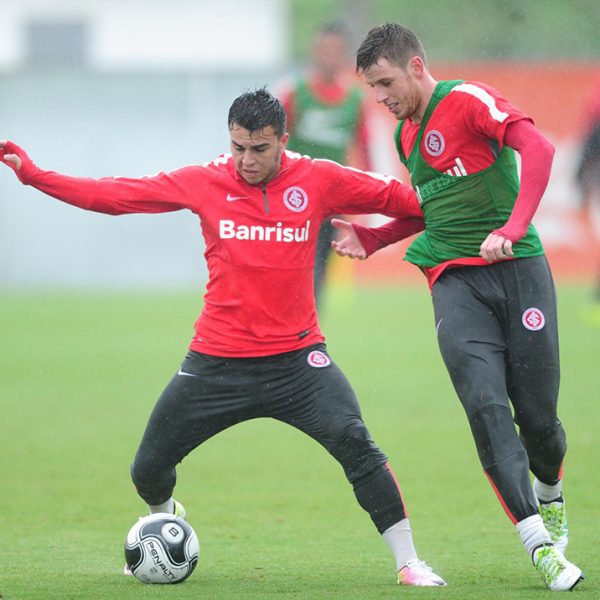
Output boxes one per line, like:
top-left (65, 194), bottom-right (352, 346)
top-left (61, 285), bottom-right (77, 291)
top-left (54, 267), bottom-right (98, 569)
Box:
top-left (568, 573), bottom-right (584, 591)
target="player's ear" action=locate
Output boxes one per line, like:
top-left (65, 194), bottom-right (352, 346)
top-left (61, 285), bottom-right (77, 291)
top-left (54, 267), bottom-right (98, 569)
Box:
top-left (280, 132), bottom-right (289, 148)
top-left (409, 56), bottom-right (425, 78)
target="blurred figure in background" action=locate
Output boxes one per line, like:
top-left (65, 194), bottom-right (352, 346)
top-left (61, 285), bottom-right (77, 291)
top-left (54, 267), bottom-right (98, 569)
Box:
top-left (575, 81), bottom-right (600, 303)
top-left (278, 21), bottom-right (371, 309)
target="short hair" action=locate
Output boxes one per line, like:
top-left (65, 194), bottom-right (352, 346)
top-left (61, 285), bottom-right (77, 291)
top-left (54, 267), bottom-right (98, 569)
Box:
top-left (228, 87), bottom-right (287, 138)
top-left (356, 23), bottom-right (427, 72)
top-left (317, 20), bottom-right (350, 40)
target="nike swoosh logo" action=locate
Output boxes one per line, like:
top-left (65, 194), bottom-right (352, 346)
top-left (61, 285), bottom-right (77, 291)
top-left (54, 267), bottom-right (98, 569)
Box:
top-left (226, 193), bottom-right (249, 201)
top-left (435, 318), bottom-right (443, 336)
top-left (177, 368), bottom-right (199, 377)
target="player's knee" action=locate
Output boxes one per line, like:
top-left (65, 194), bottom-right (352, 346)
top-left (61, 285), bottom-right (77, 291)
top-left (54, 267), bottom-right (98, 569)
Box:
top-left (130, 455), bottom-right (155, 491)
top-left (519, 415), bottom-right (564, 443)
top-left (520, 418), bottom-right (566, 461)
top-left (130, 455), bottom-right (176, 504)
top-left (329, 420), bottom-right (386, 480)
top-left (468, 402), bottom-right (521, 468)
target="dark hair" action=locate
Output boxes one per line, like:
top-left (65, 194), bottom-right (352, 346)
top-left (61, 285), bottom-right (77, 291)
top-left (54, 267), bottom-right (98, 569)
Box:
top-left (228, 87), bottom-right (287, 138)
top-left (318, 20), bottom-right (350, 40)
top-left (356, 23), bottom-right (426, 72)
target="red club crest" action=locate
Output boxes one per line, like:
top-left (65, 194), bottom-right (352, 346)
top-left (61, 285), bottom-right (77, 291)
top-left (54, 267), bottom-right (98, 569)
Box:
top-left (424, 130), bottom-right (445, 157)
top-left (307, 350), bottom-right (331, 368)
top-left (283, 186), bottom-right (308, 212)
top-left (522, 307), bottom-right (545, 331)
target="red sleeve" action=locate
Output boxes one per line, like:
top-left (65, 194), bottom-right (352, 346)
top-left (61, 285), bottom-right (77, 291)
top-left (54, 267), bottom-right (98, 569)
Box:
top-left (317, 160), bottom-right (422, 219)
top-left (353, 217), bottom-right (426, 257)
top-left (493, 120), bottom-right (555, 242)
top-left (353, 103), bottom-right (372, 171)
top-left (2, 141), bottom-right (194, 215)
top-left (465, 81), bottom-right (531, 144)
top-left (279, 88), bottom-right (296, 135)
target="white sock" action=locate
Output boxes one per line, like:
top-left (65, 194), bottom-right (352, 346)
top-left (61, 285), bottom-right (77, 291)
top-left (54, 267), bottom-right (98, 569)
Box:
top-left (148, 498), bottom-right (174, 514)
top-left (517, 514), bottom-right (552, 556)
top-left (533, 477), bottom-right (563, 503)
top-left (382, 518), bottom-right (418, 570)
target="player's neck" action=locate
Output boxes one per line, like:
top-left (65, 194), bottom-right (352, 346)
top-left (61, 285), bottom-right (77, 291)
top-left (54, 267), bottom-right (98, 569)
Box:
top-left (412, 77), bottom-right (438, 125)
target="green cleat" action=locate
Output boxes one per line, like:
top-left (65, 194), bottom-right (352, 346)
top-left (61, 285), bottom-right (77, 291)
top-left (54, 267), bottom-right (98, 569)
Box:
top-left (173, 499), bottom-right (187, 520)
top-left (532, 544), bottom-right (583, 592)
top-left (539, 498), bottom-right (568, 555)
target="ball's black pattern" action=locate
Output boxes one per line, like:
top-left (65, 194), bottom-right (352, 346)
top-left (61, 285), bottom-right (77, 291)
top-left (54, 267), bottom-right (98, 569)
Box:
top-left (124, 514), bottom-right (199, 584)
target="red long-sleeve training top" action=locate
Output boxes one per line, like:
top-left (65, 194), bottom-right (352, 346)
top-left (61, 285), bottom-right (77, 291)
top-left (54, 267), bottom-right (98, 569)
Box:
top-left (9, 146), bottom-right (421, 356)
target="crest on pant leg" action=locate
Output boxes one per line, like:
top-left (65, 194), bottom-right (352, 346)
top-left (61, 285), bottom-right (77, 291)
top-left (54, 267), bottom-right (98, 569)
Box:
top-left (307, 350), bottom-right (331, 368)
top-left (522, 307), bottom-right (545, 331)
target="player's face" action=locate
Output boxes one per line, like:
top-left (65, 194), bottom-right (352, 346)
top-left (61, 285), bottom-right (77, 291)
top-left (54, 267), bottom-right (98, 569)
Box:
top-left (361, 57), bottom-right (424, 122)
top-left (230, 124), bottom-right (289, 185)
top-left (313, 33), bottom-right (349, 80)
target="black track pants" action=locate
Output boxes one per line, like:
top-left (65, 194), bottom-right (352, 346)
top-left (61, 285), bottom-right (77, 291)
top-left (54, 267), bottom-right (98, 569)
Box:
top-left (432, 256), bottom-right (566, 523)
top-left (131, 343), bottom-right (407, 532)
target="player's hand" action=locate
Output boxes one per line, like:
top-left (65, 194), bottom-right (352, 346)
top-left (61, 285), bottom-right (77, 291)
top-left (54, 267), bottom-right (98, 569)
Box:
top-left (479, 231), bottom-right (513, 263)
top-left (0, 140), bottom-right (23, 171)
top-left (330, 218), bottom-right (367, 260)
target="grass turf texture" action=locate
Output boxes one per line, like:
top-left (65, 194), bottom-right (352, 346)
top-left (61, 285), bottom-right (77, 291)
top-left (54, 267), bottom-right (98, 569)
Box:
top-left (0, 284), bottom-right (597, 599)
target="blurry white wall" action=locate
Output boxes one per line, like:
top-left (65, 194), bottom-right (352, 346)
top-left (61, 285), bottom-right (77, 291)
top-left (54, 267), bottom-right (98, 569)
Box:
top-left (0, 0), bottom-right (291, 290)
top-left (0, 0), bottom-right (288, 70)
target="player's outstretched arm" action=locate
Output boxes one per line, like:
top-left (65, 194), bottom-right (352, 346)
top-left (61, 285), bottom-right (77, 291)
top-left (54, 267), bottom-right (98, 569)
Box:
top-left (0, 139), bottom-right (191, 216)
top-left (332, 216), bottom-right (426, 260)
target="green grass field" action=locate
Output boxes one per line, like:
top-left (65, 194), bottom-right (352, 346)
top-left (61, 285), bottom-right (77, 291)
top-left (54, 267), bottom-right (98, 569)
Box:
top-left (0, 284), bottom-right (597, 599)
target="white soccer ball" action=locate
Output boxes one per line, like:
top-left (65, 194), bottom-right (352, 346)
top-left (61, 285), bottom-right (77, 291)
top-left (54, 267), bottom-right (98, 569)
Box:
top-left (124, 513), bottom-right (199, 584)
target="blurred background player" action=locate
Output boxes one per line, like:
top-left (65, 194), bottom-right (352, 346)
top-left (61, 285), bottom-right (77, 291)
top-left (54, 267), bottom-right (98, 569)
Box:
top-left (575, 77), bottom-right (600, 304)
top-left (278, 21), bottom-right (371, 309)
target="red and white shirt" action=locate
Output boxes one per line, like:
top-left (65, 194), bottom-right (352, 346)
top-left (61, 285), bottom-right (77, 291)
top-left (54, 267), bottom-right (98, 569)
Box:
top-left (399, 81), bottom-right (530, 175)
top-left (14, 148), bottom-right (421, 356)
top-left (355, 81), bottom-right (549, 288)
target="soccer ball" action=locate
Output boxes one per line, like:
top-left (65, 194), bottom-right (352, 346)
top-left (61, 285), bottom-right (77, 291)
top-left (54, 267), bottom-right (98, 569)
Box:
top-left (124, 513), bottom-right (199, 584)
